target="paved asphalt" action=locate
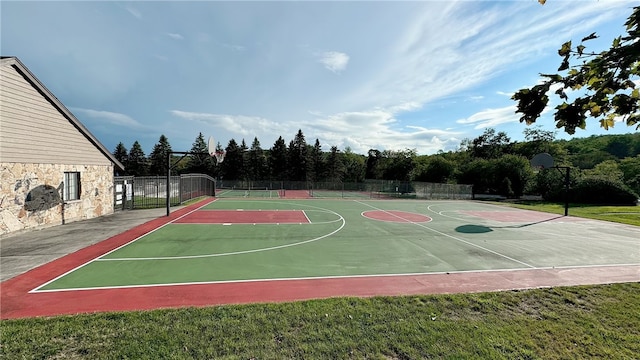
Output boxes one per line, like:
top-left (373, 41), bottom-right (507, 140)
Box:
top-left (0, 207), bottom-right (180, 282)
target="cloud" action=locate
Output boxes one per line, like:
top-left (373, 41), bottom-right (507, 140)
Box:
top-left (318, 51), bottom-right (349, 73)
top-left (125, 6), bottom-right (141, 19)
top-left (167, 33), bottom-right (184, 40)
top-left (221, 42), bottom-right (246, 52)
top-left (170, 110), bottom-right (281, 137)
top-left (306, 107), bottom-right (461, 154)
top-left (456, 106), bottom-right (519, 129)
top-left (70, 108), bottom-right (144, 128)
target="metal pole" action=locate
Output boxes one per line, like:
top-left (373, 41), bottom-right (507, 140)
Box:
top-left (166, 151), bottom-right (171, 217)
top-left (564, 166), bottom-right (570, 216)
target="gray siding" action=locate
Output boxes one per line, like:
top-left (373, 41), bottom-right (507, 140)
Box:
top-left (0, 64), bottom-right (111, 165)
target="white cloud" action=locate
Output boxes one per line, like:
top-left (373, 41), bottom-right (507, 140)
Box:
top-left (70, 108), bottom-right (144, 128)
top-left (170, 110), bottom-right (281, 137)
top-left (318, 51), bottom-right (349, 73)
top-left (125, 6), bottom-right (141, 19)
top-left (221, 42), bottom-right (246, 52)
top-left (167, 33), bottom-right (184, 40)
top-left (305, 107), bottom-right (461, 154)
top-left (456, 106), bottom-right (518, 129)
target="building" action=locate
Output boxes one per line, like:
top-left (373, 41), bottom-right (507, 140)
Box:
top-left (0, 56), bottom-right (124, 236)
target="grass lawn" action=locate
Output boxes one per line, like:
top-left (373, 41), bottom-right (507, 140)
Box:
top-left (2, 283), bottom-right (639, 359)
top-left (493, 201), bottom-right (640, 226)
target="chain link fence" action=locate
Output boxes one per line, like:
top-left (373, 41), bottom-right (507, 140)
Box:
top-left (214, 179), bottom-right (472, 200)
top-left (114, 174), bottom-right (215, 210)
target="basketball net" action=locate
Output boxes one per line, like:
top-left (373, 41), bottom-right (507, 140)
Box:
top-left (213, 150), bottom-right (226, 164)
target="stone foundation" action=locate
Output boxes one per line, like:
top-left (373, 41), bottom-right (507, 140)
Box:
top-left (0, 163), bottom-right (115, 236)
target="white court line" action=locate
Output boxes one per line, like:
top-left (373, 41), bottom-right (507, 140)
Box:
top-left (29, 199), bottom-right (216, 293)
top-left (355, 200), bottom-right (536, 269)
top-left (31, 262), bottom-right (640, 293)
top-left (302, 210), bottom-right (312, 224)
top-left (93, 206), bottom-right (345, 261)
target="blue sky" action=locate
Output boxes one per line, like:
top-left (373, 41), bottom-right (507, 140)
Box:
top-left (2, 1), bottom-right (637, 156)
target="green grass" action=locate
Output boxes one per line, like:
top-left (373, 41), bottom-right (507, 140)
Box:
top-left (2, 283), bottom-right (638, 359)
top-left (495, 201), bottom-right (640, 226)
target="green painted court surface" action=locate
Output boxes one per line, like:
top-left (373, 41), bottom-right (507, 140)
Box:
top-left (36, 199), bottom-right (640, 291)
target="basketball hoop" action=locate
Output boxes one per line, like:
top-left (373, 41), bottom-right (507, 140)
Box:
top-left (214, 150), bottom-right (226, 164)
top-left (208, 136), bottom-right (225, 163)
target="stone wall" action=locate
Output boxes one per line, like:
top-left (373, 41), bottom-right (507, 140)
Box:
top-left (0, 163), bottom-right (115, 236)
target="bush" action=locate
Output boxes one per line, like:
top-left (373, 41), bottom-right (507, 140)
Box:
top-left (570, 178), bottom-right (639, 205)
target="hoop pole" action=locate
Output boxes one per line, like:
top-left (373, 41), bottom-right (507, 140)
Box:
top-left (553, 166), bottom-right (570, 216)
top-left (563, 166), bottom-right (570, 216)
top-left (166, 151), bottom-right (171, 217)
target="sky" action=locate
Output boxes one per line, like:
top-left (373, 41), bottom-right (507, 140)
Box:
top-left (1, 0), bottom-right (637, 156)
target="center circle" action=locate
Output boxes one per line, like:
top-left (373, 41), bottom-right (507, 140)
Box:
top-left (362, 210), bottom-right (432, 223)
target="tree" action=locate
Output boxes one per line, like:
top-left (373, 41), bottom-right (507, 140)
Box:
top-left (186, 132), bottom-right (213, 175)
top-left (148, 135), bottom-right (173, 176)
top-left (513, 126), bottom-right (566, 160)
top-left (288, 129), bottom-right (308, 181)
top-left (619, 155), bottom-right (640, 194)
top-left (469, 128), bottom-right (512, 159)
top-left (584, 159), bottom-right (624, 182)
top-left (307, 139), bottom-right (325, 182)
top-left (366, 149), bottom-right (382, 179)
top-left (246, 137), bottom-right (268, 181)
top-left (457, 158), bottom-right (493, 196)
top-left (127, 141), bottom-right (148, 176)
top-left (113, 142), bottom-right (128, 175)
top-left (513, 6), bottom-right (640, 134)
top-left (342, 147), bottom-right (366, 183)
top-left (325, 146), bottom-right (345, 182)
top-left (220, 139), bottom-right (243, 180)
top-left (493, 155), bottom-right (533, 198)
top-left (269, 136), bottom-right (288, 181)
top-left (380, 149), bottom-right (416, 181)
top-left (412, 155), bottom-right (456, 183)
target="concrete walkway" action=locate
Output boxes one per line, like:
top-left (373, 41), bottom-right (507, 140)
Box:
top-left (0, 207), bottom-right (179, 282)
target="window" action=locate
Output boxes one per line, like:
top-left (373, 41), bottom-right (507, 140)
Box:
top-left (64, 172), bottom-right (81, 201)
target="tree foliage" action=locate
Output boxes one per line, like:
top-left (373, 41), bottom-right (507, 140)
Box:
top-left (113, 142), bottom-right (128, 174)
top-left (513, 6), bottom-right (640, 134)
top-left (220, 139), bottom-right (242, 180)
top-left (186, 133), bottom-right (214, 175)
top-left (269, 136), bottom-right (288, 181)
top-left (469, 128), bottom-right (512, 159)
top-left (246, 137), bottom-right (268, 181)
top-left (288, 129), bottom-right (308, 181)
top-left (149, 135), bottom-right (172, 176)
top-left (114, 127), bottom-right (640, 203)
top-left (127, 141), bottom-right (148, 176)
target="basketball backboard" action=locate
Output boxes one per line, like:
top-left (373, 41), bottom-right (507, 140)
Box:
top-left (530, 153), bottom-right (554, 170)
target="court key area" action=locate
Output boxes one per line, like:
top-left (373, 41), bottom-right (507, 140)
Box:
top-left (2, 197), bottom-right (639, 318)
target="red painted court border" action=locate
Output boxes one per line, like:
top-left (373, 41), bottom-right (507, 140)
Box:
top-left (175, 210), bottom-right (309, 224)
top-left (1, 197), bottom-right (639, 319)
top-left (362, 210), bottom-right (432, 223)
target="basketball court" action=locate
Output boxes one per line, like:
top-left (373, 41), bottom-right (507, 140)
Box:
top-left (2, 196), bottom-right (638, 319)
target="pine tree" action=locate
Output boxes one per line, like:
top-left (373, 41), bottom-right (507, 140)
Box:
top-left (247, 137), bottom-right (268, 181)
top-left (149, 135), bottom-right (173, 176)
top-left (187, 132), bottom-right (213, 175)
top-left (127, 141), bottom-right (148, 176)
top-left (220, 139), bottom-right (242, 180)
top-left (113, 142), bottom-right (128, 174)
top-left (269, 136), bottom-right (288, 181)
top-left (288, 129), bottom-right (308, 181)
